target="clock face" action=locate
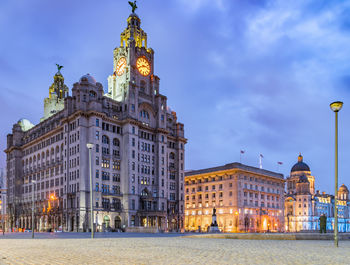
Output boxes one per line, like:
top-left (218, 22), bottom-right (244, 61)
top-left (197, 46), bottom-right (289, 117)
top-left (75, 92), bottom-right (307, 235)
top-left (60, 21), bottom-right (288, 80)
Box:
top-left (116, 57), bottom-right (127, 76)
top-left (136, 56), bottom-right (151, 76)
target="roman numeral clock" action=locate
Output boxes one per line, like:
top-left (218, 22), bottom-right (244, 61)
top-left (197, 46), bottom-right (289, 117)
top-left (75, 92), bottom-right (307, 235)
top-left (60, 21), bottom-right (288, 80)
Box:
top-left (136, 56), bottom-right (151, 76)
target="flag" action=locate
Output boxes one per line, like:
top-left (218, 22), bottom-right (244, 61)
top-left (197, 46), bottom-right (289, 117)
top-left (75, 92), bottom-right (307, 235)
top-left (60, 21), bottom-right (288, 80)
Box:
top-left (278, 162), bottom-right (283, 165)
top-left (240, 150), bottom-right (245, 154)
top-left (260, 154), bottom-right (264, 158)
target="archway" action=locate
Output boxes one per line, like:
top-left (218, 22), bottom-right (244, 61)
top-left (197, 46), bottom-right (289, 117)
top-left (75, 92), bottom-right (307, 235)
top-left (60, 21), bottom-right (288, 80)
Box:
top-left (114, 216), bottom-right (121, 229)
top-left (103, 215), bottom-right (110, 231)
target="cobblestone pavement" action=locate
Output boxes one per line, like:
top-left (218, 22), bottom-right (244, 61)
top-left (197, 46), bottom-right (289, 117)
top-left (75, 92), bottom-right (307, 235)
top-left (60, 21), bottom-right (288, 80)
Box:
top-left (0, 233), bottom-right (349, 264)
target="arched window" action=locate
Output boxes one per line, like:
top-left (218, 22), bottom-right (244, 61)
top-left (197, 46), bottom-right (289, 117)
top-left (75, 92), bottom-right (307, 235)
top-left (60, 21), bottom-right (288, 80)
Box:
top-left (169, 152), bottom-right (175, 159)
top-left (89, 91), bottom-right (96, 98)
top-left (141, 189), bottom-right (148, 197)
top-left (102, 135), bottom-right (109, 145)
top-left (113, 138), bottom-right (120, 147)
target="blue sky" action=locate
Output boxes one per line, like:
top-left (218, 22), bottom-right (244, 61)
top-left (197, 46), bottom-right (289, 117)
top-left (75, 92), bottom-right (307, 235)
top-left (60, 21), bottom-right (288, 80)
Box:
top-left (1, 0), bottom-right (350, 194)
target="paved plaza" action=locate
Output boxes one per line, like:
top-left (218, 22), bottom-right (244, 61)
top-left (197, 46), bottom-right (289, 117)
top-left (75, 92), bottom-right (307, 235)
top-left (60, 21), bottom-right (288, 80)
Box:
top-left (0, 233), bottom-right (349, 264)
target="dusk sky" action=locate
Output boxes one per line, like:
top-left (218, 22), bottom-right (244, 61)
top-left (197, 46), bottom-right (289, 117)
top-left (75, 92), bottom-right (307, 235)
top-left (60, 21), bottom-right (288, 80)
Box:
top-left (1, 0), bottom-right (350, 194)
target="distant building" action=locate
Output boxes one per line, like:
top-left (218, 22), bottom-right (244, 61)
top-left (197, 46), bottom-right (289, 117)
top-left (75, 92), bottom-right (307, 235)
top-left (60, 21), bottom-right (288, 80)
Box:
top-left (285, 154), bottom-right (350, 232)
top-left (0, 168), bottom-right (7, 231)
top-left (184, 163), bottom-right (285, 232)
top-left (5, 11), bottom-right (186, 232)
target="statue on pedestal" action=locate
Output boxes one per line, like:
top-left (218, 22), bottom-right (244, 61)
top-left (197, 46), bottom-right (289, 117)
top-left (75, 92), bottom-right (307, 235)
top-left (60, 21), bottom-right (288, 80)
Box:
top-left (209, 207), bottom-right (220, 233)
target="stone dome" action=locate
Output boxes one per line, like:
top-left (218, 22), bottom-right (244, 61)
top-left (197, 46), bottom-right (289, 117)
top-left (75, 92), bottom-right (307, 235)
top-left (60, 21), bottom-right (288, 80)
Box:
top-left (291, 154), bottom-right (310, 172)
top-left (79, 74), bottom-right (96, 85)
top-left (339, 184), bottom-right (349, 193)
top-left (17, 119), bottom-right (35, 132)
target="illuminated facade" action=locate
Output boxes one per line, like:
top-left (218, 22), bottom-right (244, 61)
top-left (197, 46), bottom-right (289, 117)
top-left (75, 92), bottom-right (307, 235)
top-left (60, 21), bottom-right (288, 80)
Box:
top-left (285, 154), bottom-right (350, 232)
top-left (5, 11), bottom-right (186, 232)
top-left (184, 163), bottom-right (285, 233)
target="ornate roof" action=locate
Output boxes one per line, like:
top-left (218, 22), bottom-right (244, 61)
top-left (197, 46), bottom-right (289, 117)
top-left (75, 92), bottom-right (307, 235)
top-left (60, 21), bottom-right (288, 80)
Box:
top-left (291, 154), bottom-right (310, 172)
top-left (339, 184), bottom-right (349, 193)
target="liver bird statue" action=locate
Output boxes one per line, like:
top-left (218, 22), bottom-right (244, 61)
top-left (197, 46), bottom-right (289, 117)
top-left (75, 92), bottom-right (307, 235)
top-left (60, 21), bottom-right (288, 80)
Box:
top-left (56, 64), bottom-right (63, 72)
top-left (128, 1), bottom-right (137, 13)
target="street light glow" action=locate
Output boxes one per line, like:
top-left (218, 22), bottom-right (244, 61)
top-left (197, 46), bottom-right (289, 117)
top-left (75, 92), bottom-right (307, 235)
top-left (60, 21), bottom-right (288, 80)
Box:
top-left (330, 101), bottom-right (343, 112)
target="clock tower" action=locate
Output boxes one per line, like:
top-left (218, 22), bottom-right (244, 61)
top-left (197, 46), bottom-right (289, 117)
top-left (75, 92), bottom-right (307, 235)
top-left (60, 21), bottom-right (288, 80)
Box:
top-left (107, 13), bottom-right (158, 106)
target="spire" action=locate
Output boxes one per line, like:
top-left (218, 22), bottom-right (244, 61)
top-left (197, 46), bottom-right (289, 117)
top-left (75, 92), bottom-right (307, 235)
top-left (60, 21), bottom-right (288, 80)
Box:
top-left (298, 153), bottom-right (303, 163)
top-left (49, 64), bottom-right (69, 100)
top-left (120, 3), bottom-right (147, 48)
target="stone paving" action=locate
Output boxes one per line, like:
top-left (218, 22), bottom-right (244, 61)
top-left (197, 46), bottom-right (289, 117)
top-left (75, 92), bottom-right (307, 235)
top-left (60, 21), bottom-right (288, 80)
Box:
top-left (0, 233), bottom-right (349, 264)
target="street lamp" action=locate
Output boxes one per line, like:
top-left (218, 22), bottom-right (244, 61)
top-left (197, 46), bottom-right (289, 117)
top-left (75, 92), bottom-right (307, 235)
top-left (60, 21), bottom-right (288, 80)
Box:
top-left (49, 194), bottom-right (57, 231)
top-left (31, 180), bottom-right (36, 239)
top-left (86, 143), bottom-right (94, 239)
top-left (330, 101), bottom-right (343, 247)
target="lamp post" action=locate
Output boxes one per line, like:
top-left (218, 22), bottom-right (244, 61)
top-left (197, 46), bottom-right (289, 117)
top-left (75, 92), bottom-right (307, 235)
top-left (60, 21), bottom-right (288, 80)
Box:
top-left (86, 143), bottom-right (94, 239)
top-left (31, 180), bottom-right (36, 239)
top-left (330, 101), bottom-right (343, 247)
top-left (0, 199), bottom-right (3, 235)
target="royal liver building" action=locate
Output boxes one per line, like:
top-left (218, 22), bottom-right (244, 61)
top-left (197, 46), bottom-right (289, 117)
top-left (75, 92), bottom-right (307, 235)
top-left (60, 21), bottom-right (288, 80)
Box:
top-left (5, 10), bottom-right (186, 232)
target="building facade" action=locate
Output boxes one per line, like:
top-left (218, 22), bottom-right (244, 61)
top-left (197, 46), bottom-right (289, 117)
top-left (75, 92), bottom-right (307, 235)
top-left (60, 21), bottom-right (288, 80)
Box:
top-left (0, 168), bottom-right (7, 231)
top-left (184, 163), bottom-right (285, 233)
top-left (5, 11), bottom-right (186, 232)
top-left (285, 154), bottom-right (350, 232)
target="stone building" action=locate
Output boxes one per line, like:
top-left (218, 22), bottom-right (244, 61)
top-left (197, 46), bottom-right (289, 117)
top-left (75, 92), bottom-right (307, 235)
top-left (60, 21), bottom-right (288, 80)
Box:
top-left (285, 154), bottom-right (350, 232)
top-left (0, 168), bottom-right (6, 231)
top-left (184, 163), bottom-right (285, 232)
top-left (5, 10), bottom-right (186, 232)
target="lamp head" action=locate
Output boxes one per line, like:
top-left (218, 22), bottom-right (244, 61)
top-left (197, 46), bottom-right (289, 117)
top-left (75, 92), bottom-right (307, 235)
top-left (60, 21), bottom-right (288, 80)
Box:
top-left (330, 101), bottom-right (343, 112)
top-left (86, 143), bottom-right (94, 149)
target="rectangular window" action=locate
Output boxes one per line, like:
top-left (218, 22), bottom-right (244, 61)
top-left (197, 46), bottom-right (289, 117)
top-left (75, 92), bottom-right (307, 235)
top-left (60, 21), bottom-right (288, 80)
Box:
top-left (96, 170), bottom-right (99, 178)
top-left (102, 171), bottom-right (110, 181)
top-left (170, 182), bottom-right (176, 190)
top-left (96, 119), bottom-right (99, 127)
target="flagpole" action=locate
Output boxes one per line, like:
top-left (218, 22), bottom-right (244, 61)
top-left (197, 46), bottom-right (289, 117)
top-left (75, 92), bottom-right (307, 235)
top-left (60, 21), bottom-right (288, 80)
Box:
top-left (259, 155), bottom-right (262, 169)
top-left (240, 150), bottom-right (245, 164)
